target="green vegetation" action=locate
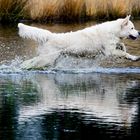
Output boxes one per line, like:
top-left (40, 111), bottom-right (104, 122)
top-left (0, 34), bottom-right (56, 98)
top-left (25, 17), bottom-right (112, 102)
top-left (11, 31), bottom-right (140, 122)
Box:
top-left (0, 0), bottom-right (140, 23)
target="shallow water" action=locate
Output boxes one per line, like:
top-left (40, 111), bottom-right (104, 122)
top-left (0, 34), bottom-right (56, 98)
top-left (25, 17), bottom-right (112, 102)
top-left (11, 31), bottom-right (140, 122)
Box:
top-left (0, 20), bottom-right (140, 140)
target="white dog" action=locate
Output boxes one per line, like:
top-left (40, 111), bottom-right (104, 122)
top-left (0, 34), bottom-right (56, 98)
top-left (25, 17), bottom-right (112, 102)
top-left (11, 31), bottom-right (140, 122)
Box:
top-left (18, 15), bottom-right (140, 69)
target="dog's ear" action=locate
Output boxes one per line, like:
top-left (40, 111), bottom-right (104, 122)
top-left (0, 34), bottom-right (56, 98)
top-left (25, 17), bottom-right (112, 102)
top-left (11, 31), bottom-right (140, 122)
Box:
top-left (127, 15), bottom-right (131, 20)
top-left (121, 15), bottom-right (131, 27)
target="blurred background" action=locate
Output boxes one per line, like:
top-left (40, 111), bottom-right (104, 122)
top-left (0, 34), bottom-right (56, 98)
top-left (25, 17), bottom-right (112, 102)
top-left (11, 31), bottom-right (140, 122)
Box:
top-left (0, 0), bottom-right (140, 23)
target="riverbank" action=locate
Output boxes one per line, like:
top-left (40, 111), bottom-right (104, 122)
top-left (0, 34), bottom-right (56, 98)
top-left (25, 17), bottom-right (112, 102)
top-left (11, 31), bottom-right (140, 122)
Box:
top-left (0, 0), bottom-right (140, 23)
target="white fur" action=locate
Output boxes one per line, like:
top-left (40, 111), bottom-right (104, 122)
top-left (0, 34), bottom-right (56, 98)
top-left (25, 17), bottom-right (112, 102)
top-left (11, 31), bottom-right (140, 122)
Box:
top-left (18, 16), bottom-right (140, 69)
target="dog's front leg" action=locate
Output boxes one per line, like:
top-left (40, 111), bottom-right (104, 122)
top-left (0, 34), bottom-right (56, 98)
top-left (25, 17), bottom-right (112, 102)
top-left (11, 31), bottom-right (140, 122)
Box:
top-left (112, 49), bottom-right (140, 61)
top-left (116, 43), bottom-right (140, 61)
top-left (125, 53), bottom-right (140, 61)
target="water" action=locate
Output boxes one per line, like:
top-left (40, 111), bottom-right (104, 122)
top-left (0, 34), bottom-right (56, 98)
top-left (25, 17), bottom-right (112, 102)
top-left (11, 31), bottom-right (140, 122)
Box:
top-left (0, 21), bottom-right (140, 140)
top-left (0, 73), bottom-right (140, 140)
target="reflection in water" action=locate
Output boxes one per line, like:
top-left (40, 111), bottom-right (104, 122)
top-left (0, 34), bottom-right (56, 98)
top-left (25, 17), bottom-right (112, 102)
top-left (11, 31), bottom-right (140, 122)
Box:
top-left (0, 73), bottom-right (140, 139)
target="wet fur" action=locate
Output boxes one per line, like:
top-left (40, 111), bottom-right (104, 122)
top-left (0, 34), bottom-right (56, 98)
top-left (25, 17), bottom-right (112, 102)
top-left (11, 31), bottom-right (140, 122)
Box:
top-left (18, 16), bottom-right (140, 69)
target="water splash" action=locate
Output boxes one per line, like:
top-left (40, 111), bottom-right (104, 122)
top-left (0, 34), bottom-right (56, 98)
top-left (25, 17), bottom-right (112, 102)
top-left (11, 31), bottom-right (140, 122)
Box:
top-left (0, 54), bottom-right (140, 74)
top-left (0, 57), bottom-right (23, 74)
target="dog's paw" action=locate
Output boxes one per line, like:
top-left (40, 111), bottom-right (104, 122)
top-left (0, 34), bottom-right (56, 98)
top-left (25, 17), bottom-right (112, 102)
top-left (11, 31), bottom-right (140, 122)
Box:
top-left (133, 56), bottom-right (140, 61)
top-left (128, 56), bottom-right (140, 61)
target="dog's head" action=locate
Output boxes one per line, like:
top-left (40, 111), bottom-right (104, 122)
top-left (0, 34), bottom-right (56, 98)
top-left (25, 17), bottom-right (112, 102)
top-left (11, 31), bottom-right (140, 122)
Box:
top-left (119, 15), bottom-right (140, 40)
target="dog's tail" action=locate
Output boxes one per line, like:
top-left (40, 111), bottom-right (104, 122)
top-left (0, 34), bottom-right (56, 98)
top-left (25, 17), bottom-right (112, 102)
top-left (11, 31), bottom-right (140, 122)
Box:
top-left (18, 23), bottom-right (52, 43)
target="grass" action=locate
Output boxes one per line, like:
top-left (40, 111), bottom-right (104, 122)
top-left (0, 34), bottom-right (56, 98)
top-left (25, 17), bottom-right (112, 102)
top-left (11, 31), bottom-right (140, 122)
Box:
top-left (131, 0), bottom-right (140, 16)
top-left (0, 0), bottom-right (27, 23)
top-left (0, 0), bottom-right (140, 23)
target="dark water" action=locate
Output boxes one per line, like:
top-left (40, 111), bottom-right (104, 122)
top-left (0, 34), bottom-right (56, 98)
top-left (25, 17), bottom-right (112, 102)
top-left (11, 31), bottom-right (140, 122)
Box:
top-left (0, 20), bottom-right (140, 140)
top-left (0, 73), bottom-right (140, 140)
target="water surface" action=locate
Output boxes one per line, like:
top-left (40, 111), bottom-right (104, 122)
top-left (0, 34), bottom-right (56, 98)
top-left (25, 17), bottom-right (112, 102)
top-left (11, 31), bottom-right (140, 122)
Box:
top-left (0, 73), bottom-right (140, 140)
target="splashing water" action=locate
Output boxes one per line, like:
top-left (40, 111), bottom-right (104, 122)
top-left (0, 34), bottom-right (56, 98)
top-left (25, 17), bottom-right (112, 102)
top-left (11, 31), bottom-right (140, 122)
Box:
top-left (52, 54), bottom-right (140, 74)
top-left (0, 54), bottom-right (140, 74)
top-left (0, 57), bottom-right (24, 74)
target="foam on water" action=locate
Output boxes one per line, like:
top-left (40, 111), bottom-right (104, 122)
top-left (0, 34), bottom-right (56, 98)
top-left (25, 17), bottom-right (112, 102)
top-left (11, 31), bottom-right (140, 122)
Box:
top-left (0, 57), bottom-right (23, 74)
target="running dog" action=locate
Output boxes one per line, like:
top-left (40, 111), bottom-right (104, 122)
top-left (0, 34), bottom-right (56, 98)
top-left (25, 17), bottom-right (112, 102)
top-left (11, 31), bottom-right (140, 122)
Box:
top-left (18, 15), bottom-right (140, 69)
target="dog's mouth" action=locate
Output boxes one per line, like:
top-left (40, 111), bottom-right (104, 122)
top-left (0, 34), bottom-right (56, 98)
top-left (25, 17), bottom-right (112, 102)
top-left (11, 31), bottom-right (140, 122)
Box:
top-left (129, 35), bottom-right (137, 40)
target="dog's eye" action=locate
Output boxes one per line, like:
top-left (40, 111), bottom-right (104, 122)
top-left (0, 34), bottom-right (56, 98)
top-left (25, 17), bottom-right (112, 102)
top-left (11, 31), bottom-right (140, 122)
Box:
top-left (131, 27), bottom-right (134, 30)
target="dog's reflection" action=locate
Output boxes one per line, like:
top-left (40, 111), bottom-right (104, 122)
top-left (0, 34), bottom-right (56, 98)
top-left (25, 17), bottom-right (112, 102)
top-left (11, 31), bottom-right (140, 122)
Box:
top-left (17, 73), bottom-right (140, 125)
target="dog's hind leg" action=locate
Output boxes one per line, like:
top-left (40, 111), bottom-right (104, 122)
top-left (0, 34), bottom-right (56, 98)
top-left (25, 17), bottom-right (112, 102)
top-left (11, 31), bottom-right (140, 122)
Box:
top-left (20, 52), bottom-right (61, 70)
